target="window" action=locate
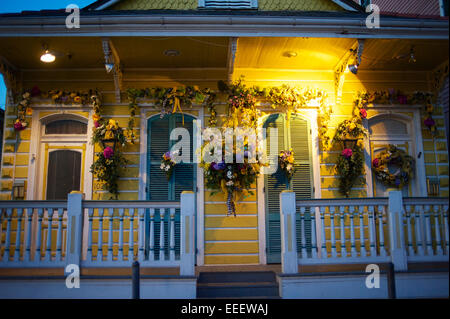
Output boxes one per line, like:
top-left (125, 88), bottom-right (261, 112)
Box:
top-left (45, 120), bottom-right (87, 134)
top-left (369, 118), bottom-right (408, 136)
top-left (198, 0), bottom-right (258, 9)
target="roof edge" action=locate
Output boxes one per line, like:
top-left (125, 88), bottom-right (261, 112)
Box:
top-left (84, 0), bottom-right (365, 12)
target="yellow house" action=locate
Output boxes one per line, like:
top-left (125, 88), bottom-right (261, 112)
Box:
top-left (0, 0), bottom-right (448, 299)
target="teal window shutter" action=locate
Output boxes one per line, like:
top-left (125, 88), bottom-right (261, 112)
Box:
top-left (146, 113), bottom-right (197, 260)
top-left (289, 115), bottom-right (314, 257)
top-left (264, 114), bottom-right (314, 263)
top-left (264, 114), bottom-right (285, 263)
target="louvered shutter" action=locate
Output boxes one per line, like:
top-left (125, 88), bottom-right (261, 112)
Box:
top-left (46, 150), bottom-right (81, 200)
top-left (147, 114), bottom-right (196, 260)
top-left (289, 115), bottom-right (313, 256)
top-left (264, 114), bottom-right (285, 263)
top-left (264, 114), bottom-right (314, 263)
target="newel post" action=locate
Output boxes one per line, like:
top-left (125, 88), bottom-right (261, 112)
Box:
top-left (180, 191), bottom-right (196, 276)
top-left (280, 190), bottom-right (298, 274)
top-left (387, 191), bottom-right (408, 271)
top-left (66, 191), bottom-right (84, 267)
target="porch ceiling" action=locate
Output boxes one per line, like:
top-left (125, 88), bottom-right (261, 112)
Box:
top-left (235, 37), bottom-right (449, 71)
top-left (0, 36), bottom-right (447, 72)
top-left (0, 36), bottom-right (230, 70)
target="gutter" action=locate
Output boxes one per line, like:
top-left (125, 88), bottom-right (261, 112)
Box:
top-left (0, 14), bottom-right (448, 39)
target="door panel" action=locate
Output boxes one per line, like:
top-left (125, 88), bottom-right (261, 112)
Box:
top-left (46, 150), bottom-right (81, 200)
top-left (371, 142), bottom-right (411, 197)
top-left (264, 114), bottom-right (314, 263)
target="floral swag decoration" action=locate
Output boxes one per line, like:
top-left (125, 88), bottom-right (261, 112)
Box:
top-left (200, 80), bottom-right (266, 216)
top-left (14, 85), bottom-right (99, 131)
top-left (332, 93), bottom-right (368, 197)
top-left (371, 145), bottom-right (415, 189)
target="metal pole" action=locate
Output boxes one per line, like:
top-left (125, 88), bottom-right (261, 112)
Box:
top-left (387, 262), bottom-right (396, 299)
top-left (132, 260), bottom-right (140, 299)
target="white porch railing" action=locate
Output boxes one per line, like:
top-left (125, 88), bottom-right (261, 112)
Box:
top-left (280, 191), bottom-right (449, 273)
top-left (0, 191), bottom-right (196, 276)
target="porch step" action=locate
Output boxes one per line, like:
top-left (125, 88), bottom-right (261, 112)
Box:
top-left (197, 271), bottom-right (279, 299)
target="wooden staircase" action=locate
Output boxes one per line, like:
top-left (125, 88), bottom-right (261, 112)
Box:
top-left (196, 271), bottom-right (280, 299)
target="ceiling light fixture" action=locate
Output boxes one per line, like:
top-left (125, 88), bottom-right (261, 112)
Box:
top-left (40, 49), bottom-right (56, 63)
top-left (105, 63), bottom-right (115, 73)
top-left (164, 49), bottom-right (180, 57)
top-left (408, 46), bottom-right (416, 64)
top-left (348, 39), bottom-right (365, 75)
top-left (283, 51), bottom-right (298, 58)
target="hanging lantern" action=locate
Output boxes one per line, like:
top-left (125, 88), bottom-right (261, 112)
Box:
top-left (342, 137), bottom-right (358, 150)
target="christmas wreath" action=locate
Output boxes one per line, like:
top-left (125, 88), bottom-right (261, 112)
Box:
top-left (371, 145), bottom-right (415, 189)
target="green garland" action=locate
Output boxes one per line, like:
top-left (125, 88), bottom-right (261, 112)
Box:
top-left (332, 93), bottom-right (368, 197)
top-left (335, 145), bottom-right (365, 197)
top-left (371, 144), bottom-right (415, 189)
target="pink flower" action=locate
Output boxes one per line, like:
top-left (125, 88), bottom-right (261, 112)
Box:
top-left (397, 95), bottom-right (407, 104)
top-left (30, 86), bottom-right (41, 97)
top-left (372, 158), bottom-right (379, 168)
top-left (342, 148), bottom-right (353, 159)
top-left (103, 147), bottom-right (114, 159)
top-left (94, 121), bottom-right (100, 128)
top-left (14, 121), bottom-right (25, 131)
top-left (424, 117), bottom-right (435, 128)
top-left (359, 108), bottom-right (367, 119)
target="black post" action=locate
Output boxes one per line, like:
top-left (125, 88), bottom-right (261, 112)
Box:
top-left (132, 261), bottom-right (140, 299)
top-left (387, 262), bottom-right (396, 299)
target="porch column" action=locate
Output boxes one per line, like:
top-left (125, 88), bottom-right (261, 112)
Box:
top-left (66, 191), bottom-right (84, 267)
top-left (280, 191), bottom-right (298, 274)
top-left (387, 191), bottom-right (408, 271)
top-left (180, 191), bottom-right (196, 276)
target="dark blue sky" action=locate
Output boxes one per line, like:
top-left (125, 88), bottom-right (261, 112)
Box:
top-left (0, 0), bottom-right (95, 109)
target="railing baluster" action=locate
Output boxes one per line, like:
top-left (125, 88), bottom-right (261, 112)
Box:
top-left (15, 208), bottom-right (23, 262)
top-left (45, 208), bottom-right (53, 262)
top-left (149, 209), bottom-right (155, 261)
top-left (414, 205), bottom-right (425, 256)
top-left (319, 206), bottom-right (327, 258)
top-left (368, 206), bottom-right (376, 257)
top-left (359, 206), bottom-right (366, 257)
top-left (310, 207), bottom-right (318, 259)
top-left (349, 206), bottom-right (356, 257)
top-left (159, 209), bottom-right (166, 261)
top-left (299, 207), bottom-right (307, 258)
top-left (56, 208), bottom-right (63, 262)
top-left (444, 205), bottom-right (449, 255)
top-left (36, 208), bottom-right (43, 262)
top-left (118, 209), bottom-right (124, 261)
top-left (433, 205), bottom-right (443, 255)
top-left (405, 205), bottom-right (414, 256)
top-left (128, 208), bottom-right (134, 261)
top-left (138, 208), bottom-right (145, 261)
top-left (86, 209), bottom-right (93, 261)
top-left (98, 208), bottom-right (104, 261)
top-left (339, 207), bottom-right (346, 258)
top-left (330, 206), bottom-right (336, 258)
top-left (377, 205), bottom-right (386, 257)
top-left (24, 208), bottom-right (33, 262)
top-left (4, 209), bottom-right (12, 262)
top-left (108, 208), bottom-right (114, 262)
top-left (169, 208), bottom-right (176, 261)
top-left (424, 205), bottom-right (433, 255)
